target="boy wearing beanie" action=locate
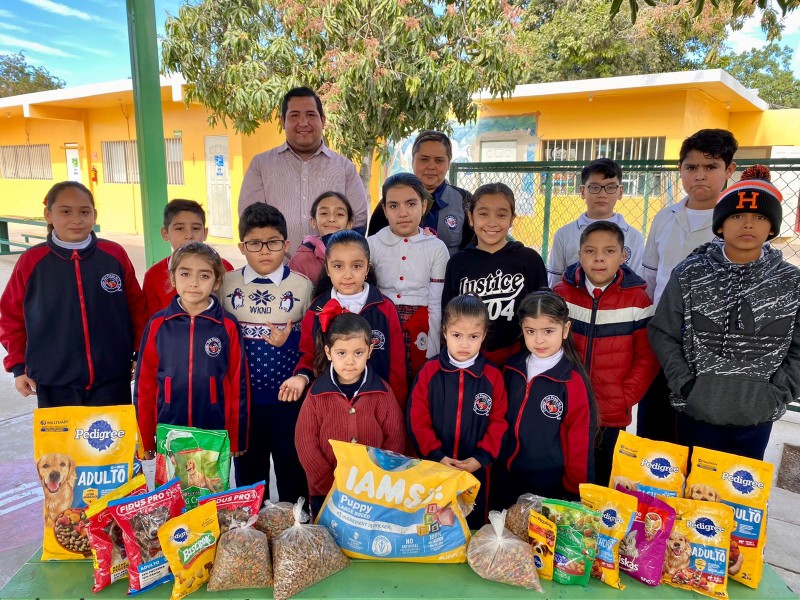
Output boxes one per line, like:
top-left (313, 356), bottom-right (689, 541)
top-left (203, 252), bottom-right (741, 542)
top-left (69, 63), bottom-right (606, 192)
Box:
top-left (648, 166), bottom-right (800, 460)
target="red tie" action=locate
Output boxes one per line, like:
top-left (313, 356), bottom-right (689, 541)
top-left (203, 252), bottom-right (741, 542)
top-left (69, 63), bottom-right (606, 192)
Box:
top-left (593, 288), bottom-right (602, 299)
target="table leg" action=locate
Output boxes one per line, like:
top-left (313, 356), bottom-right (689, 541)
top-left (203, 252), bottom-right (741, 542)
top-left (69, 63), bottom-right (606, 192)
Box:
top-left (0, 222), bottom-right (9, 254)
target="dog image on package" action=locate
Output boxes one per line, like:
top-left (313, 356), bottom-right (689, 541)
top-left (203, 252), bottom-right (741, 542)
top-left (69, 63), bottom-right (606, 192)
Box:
top-left (686, 446), bottom-right (773, 589)
top-left (610, 431), bottom-right (688, 497)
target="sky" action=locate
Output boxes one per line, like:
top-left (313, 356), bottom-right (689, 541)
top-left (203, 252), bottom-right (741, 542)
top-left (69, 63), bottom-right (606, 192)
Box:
top-left (0, 0), bottom-right (799, 89)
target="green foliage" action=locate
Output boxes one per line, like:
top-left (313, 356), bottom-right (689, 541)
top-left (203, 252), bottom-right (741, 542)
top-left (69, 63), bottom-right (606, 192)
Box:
top-left (711, 43), bottom-right (800, 108)
top-left (0, 52), bottom-right (65, 98)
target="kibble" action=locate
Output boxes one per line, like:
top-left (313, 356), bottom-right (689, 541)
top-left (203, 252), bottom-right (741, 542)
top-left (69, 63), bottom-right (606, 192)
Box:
top-left (506, 494), bottom-right (542, 542)
top-left (208, 526), bottom-right (272, 590)
top-left (54, 509), bottom-right (91, 555)
top-left (254, 501), bottom-right (295, 541)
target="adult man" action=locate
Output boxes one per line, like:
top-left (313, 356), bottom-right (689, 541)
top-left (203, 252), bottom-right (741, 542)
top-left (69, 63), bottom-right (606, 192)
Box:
top-left (238, 87), bottom-right (368, 247)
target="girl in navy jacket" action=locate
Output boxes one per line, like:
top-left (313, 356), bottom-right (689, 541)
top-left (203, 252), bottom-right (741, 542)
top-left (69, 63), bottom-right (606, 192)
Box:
top-left (408, 294), bottom-right (508, 528)
top-left (491, 291), bottom-right (596, 510)
top-left (134, 242), bottom-right (249, 456)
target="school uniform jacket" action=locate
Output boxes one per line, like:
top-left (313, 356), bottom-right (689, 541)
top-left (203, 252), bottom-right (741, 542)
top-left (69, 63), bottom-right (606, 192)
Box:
top-left (0, 233), bottom-right (147, 387)
top-left (294, 285), bottom-right (408, 405)
top-left (134, 296), bottom-right (249, 453)
top-left (143, 255), bottom-right (235, 317)
top-left (295, 366), bottom-right (405, 497)
top-left (500, 352), bottom-right (595, 495)
top-left (553, 263), bottom-right (659, 427)
top-left (407, 350), bottom-right (508, 467)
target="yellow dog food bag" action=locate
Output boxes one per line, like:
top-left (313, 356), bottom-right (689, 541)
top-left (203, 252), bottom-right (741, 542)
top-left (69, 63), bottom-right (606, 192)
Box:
top-left (33, 405), bottom-right (138, 561)
top-left (528, 510), bottom-right (557, 580)
top-left (316, 441), bottom-right (479, 562)
top-left (686, 446), bottom-right (774, 589)
top-left (662, 497), bottom-right (734, 600)
top-left (159, 501), bottom-right (220, 600)
top-left (610, 431), bottom-right (689, 497)
top-left (579, 483), bottom-right (637, 590)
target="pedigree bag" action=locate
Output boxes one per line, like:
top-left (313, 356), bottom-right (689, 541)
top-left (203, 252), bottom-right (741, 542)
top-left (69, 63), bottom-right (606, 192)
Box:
top-left (610, 431), bottom-right (689, 497)
top-left (686, 446), bottom-right (773, 589)
top-left (316, 441), bottom-right (479, 562)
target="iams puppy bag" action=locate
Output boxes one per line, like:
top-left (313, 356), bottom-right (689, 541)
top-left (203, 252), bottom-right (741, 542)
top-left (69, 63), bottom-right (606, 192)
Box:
top-left (33, 405), bottom-right (138, 560)
top-left (316, 441), bottom-right (479, 562)
top-left (610, 431), bottom-right (689, 497)
top-left (686, 446), bottom-right (773, 589)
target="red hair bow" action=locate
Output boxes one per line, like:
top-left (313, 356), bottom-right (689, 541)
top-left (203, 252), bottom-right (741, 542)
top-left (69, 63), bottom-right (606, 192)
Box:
top-left (318, 299), bottom-right (348, 333)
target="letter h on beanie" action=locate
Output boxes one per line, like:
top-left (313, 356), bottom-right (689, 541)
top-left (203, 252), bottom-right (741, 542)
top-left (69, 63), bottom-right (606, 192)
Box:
top-left (712, 165), bottom-right (783, 240)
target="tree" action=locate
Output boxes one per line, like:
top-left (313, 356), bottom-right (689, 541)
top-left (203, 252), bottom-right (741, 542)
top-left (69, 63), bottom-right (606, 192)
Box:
top-left (0, 52), bottom-right (65, 98)
top-left (161, 0), bottom-right (525, 191)
top-left (710, 43), bottom-right (800, 108)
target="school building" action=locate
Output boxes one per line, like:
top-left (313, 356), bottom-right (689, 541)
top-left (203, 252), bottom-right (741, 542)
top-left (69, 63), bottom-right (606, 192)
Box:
top-left (0, 69), bottom-right (799, 248)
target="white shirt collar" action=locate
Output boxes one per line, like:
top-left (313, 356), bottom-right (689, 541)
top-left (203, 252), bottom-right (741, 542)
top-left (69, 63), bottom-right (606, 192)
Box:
top-left (374, 226), bottom-right (425, 245)
top-left (331, 283), bottom-right (370, 312)
top-left (177, 296), bottom-right (215, 313)
top-left (585, 279), bottom-right (610, 296)
top-left (577, 212), bottom-right (628, 231)
top-left (243, 264), bottom-right (284, 285)
top-left (448, 352), bottom-right (477, 369)
top-left (52, 231), bottom-right (92, 250)
top-left (526, 349), bottom-right (564, 381)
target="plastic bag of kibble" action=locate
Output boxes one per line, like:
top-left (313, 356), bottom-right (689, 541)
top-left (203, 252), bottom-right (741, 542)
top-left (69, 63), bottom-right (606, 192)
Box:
top-left (207, 516), bottom-right (273, 590)
top-left (272, 498), bottom-right (350, 600)
top-left (506, 493), bottom-right (543, 542)
top-left (254, 500), bottom-right (296, 542)
top-left (467, 510), bottom-right (542, 591)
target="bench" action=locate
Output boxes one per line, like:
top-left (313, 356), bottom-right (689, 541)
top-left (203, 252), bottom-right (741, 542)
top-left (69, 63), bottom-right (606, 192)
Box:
top-left (0, 216), bottom-right (100, 255)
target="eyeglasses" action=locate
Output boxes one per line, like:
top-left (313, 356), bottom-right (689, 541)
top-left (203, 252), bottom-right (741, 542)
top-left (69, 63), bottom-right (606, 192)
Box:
top-left (243, 239), bottom-right (286, 252)
top-left (585, 183), bottom-right (621, 194)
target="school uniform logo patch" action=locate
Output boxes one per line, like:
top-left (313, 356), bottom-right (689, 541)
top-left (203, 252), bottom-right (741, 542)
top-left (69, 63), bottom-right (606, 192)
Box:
top-left (541, 395), bottom-right (564, 419)
top-left (624, 246), bottom-right (632, 264)
top-left (279, 291), bottom-right (295, 312)
top-left (227, 288), bottom-right (244, 309)
top-left (414, 332), bottom-right (428, 351)
top-left (473, 392), bottom-right (492, 416)
top-left (444, 215), bottom-right (458, 230)
top-left (371, 329), bottom-right (386, 350)
top-left (204, 337), bottom-right (222, 357)
top-left (100, 273), bottom-right (122, 293)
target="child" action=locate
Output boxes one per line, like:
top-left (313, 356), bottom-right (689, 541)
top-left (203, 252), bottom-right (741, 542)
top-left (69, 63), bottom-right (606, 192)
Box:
top-left (638, 129), bottom-right (738, 443)
top-left (407, 294), bottom-right (508, 528)
top-left (547, 158), bottom-right (645, 288)
top-left (368, 173), bottom-right (449, 378)
top-left (648, 167), bottom-right (800, 461)
top-left (0, 181), bottom-right (147, 407)
top-left (135, 242), bottom-right (249, 457)
top-left (142, 199), bottom-right (235, 316)
top-left (220, 203), bottom-right (313, 497)
top-left (442, 182), bottom-right (547, 367)
top-left (288, 191), bottom-right (354, 286)
top-left (490, 291), bottom-right (596, 508)
top-left (553, 221), bottom-right (659, 485)
top-left (280, 230), bottom-right (408, 405)
top-left (295, 311), bottom-right (405, 517)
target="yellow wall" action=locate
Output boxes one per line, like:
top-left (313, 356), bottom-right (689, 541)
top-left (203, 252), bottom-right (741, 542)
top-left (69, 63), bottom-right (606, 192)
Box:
top-left (729, 109), bottom-right (800, 147)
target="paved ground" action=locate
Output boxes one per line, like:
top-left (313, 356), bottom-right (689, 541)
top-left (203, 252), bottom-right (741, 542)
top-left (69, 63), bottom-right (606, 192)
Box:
top-left (0, 227), bottom-right (797, 595)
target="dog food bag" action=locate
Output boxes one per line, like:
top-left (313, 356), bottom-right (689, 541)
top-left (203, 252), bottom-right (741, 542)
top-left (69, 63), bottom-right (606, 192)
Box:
top-left (316, 441), bottom-right (480, 562)
top-left (109, 477), bottom-right (186, 594)
top-left (528, 510), bottom-right (557, 580)
top-left (610, 430), bottom-right (689, 497)
top-left (33, 405), bottom-right (139, 561)
top-left (158, 501), bottom-right (220, 600)
top-left (197, 480), bottom-right (265, 535)
top-left (208, 515), bottom-right (273, 590)
top-left (686, 447), bottom-right (773, 589)
top-left (254, 499), bottom-right (296, 542)
top-left (85, 474), bottom-right (148, 593)
top-left (662, 497), bottom-right (735, 600)
top-left (579, 483), bottom-right (637, 590)
top-left (616, 488), bottom-right (675, 586)
top-left (273, 498), bottom-right (350, 600)
top-left (541, 500), bottom-right (600, 586)
top-left (154, 424), bottom-right (230, 509)
top-left (506, 493), bottom-right (543, 542)
top-left (467, 510), bottom-right (542, 591)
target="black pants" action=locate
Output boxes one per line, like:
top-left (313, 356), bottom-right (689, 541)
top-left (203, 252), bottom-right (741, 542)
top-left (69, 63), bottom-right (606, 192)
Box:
top-left (594, 426), bottom-right (621, 487)
top-left (676, 412), bottom-right (773, 461)
top-left (36, 376), bottom-right (132, 408)
top-left (636, 370), bottom-right (677, 443)
top-left (234, 402), bottom-right (308, 504)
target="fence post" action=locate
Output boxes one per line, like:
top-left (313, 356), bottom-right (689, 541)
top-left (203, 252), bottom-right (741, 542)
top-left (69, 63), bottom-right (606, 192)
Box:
top-left (449, 164), bottom-right (458, 189)
top-left (641, 172), bottom-right (652, 237)
top-left (541, 171), bottom-right (553, 263)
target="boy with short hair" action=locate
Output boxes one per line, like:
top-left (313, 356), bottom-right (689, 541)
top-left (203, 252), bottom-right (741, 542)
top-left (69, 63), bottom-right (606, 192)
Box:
top-left (554, 221), bottom-right (659, 485)
top-left (648, 167), bottom-right (800, 460)
top-left (142, 199), bottom-right (234, 316)
top-left (547, 158), bottom-right (645, 288)
top-left (220, 203), bottom-right (314, 496)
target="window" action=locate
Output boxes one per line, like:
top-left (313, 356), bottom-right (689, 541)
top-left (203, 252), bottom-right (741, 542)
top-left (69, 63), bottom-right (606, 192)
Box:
top-left (101, 138), bottom-right (184, 185)
top-left (0, 144), bottom-right (52, 180)
top-left (165, 138), bottom-right (184, 185)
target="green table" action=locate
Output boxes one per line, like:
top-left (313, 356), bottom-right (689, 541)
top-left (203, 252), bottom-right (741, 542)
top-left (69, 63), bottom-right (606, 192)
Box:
top-left (0, 549), bottom-right (795, 599)
top-left (0, 216), bottom-right (100, 254)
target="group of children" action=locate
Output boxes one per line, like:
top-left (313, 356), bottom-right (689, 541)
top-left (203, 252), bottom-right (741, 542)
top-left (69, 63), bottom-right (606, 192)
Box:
top-left (2, 127), bottom-right (798, 527)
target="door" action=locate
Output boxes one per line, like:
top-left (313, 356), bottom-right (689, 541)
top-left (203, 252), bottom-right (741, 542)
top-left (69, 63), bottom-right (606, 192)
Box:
top-left (204, 136), bottom-right (232, 238)
top-left (65, 147), bottom-right (81, 182)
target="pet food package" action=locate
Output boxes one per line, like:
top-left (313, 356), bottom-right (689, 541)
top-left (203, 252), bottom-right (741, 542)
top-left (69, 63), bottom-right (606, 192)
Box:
top-left (273, 498), bottom-right (350, 600)
top-left (662, 497), bottom-right (735, 600)
top-left (616, 488), bottom-right (675, 586)
top-left (254, 500), bottom-right (296, 541)
top-left (506, 493), bottom-right (543, 542)
top-left (208, 516), bottom-right (273, 591)
top-left (158, 501), bottom-right (220, 600)
top-left (316, 441), bottom-right (479, 562)
top-left (33, 405), bottom-right (139, 561)
top-left (686, 447), bottom-right (773, 589)
top-left (541, 500), bottom-right (600, 586)
top-left (109, 477), bottom-right (186, 594)
top-left (85, 475), bottom-right (148, 593)
top-left (197, 480), bottom-right (265, 535)
top-left (610, 431), bottom-right (689, 497)
top-left (579, 483), bottom-right (637, 590)
top-left (154, 424), bottom-right (230, 508)
top-left (467, 510), bottom-right (542, 591)
top-left (528, 510), bottom-right (557, 580)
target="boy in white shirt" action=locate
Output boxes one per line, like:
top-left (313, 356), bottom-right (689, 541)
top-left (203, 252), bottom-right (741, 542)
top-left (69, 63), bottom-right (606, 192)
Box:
top-left (547, 158), bottom-right (644, 288)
